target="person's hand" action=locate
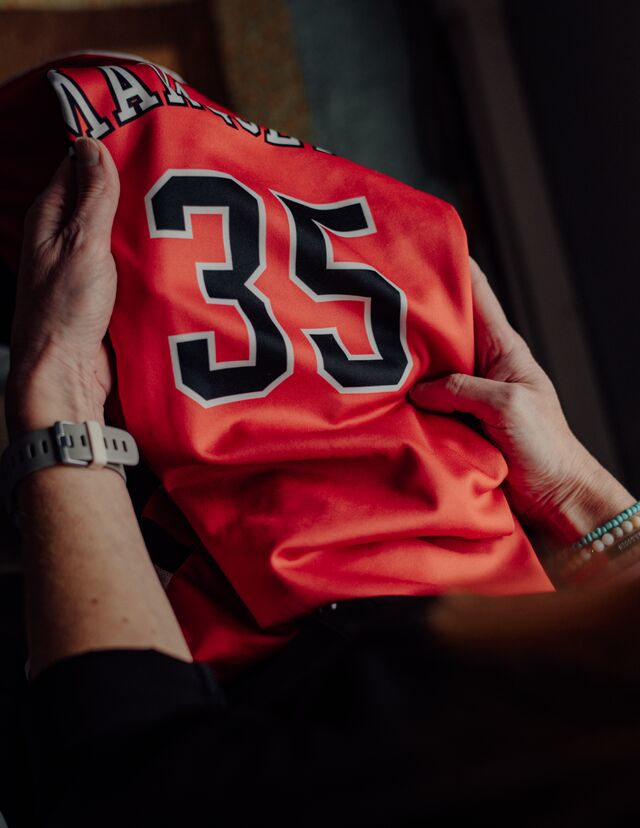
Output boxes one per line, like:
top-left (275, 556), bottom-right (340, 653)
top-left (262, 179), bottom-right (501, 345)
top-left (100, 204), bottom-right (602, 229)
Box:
top-left (408, 257), bottom-right (606, 529)
top-left (5, 137), bottom-right (120, 438)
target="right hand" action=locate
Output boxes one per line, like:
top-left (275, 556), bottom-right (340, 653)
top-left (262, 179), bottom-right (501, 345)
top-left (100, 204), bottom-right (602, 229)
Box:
top-left (408, 257), bottom-right (601, 527)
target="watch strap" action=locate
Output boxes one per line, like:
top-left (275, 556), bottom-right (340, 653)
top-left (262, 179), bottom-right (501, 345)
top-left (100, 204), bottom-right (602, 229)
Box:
top-left (0, 420), bottom-right (140, 521)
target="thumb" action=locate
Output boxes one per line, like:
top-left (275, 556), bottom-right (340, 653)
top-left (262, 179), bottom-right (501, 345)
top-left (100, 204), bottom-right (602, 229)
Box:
top-left (409, 373), bottom-right (511, 427)
top-left (71, 136), bottom-right (120, 235)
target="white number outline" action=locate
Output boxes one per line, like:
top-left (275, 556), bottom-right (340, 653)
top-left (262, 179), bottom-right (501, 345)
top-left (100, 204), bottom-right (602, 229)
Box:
top-left (271, 190), bottom-right (413, 393)
top-left (145, 169), bottom-right (293, 408)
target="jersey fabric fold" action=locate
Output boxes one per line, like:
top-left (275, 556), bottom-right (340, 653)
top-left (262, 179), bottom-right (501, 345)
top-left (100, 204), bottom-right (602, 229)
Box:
top-left (0, 53), bottom-right (552, 674)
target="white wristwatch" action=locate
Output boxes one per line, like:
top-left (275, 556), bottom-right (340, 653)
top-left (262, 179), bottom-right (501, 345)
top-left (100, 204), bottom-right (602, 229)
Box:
top-left (0, 420), bottom-right (140, 528)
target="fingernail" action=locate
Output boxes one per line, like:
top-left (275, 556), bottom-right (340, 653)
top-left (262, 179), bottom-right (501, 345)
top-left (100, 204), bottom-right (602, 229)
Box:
top-left (75, 137), bottom-right (100, 167)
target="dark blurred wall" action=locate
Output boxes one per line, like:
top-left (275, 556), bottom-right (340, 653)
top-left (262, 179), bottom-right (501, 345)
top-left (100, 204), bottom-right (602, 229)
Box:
top-left (506, 0), bottom-right (640, 492)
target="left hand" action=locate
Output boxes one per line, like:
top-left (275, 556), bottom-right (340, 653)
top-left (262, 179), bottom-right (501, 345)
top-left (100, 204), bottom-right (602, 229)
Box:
top-left (6, 137), bottom-right (120, 438)
top-left (408, 257), bottom-right (605, 532)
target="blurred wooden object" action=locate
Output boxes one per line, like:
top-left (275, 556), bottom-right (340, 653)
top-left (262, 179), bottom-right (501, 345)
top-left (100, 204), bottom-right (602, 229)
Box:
top-left (0, 0), bottom-right (186, 7)
top-left (0, 0), bottom-right (313, 149)
top-left (210, 0), bottom-right (312, 140)
top-left (0, 0), bottom-right (230, 106)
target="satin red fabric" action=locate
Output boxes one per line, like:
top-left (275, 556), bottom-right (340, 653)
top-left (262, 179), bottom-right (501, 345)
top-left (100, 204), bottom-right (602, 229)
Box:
top-left (0, 54), bottom-right (552, 674)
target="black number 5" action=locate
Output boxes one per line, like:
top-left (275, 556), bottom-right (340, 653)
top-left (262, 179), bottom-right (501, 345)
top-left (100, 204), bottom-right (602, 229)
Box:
top-left (273, 192), bottom-right (412, 392)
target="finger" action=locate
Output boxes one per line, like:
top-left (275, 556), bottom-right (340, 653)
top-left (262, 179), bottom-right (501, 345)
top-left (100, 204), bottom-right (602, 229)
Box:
top-left (70, 137), bottom-right (120, 238)
top-left (23, 151), bottom-right (75, 245)
top-left (409, 373), bottom-right (511, 427)
top-left (469, 257), bottom-right (527, 362)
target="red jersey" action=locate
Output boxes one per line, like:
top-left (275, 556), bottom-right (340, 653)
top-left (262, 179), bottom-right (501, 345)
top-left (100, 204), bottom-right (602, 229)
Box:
top-left (0, 54), bottom-right (552, 674)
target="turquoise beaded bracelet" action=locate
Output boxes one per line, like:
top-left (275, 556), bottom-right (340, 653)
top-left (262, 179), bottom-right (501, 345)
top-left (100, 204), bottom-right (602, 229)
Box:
top-left (571, 500), bottom-right (640, 552)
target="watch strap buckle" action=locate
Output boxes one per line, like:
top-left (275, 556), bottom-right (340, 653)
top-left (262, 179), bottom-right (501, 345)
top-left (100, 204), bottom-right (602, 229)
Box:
top-left (53, 420), bottom-right (90, 466)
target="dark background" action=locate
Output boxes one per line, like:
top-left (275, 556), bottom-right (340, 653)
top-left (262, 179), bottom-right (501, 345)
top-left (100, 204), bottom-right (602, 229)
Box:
top-left (506, 0), bottom-right (640, 491)
top-left (400, 0), bottom-right (640, 494)
top-left (1, 2), bottom-right (640, 825)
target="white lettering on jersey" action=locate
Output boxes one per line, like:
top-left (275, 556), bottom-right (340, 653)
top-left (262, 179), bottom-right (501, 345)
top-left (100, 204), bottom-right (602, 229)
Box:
top-left (99, 65), bottom-right (162, 125)
top-left (47, 69), bottom-right (113, 139)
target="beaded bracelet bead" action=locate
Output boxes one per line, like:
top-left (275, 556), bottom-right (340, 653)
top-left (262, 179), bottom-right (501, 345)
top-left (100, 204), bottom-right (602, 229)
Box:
top-left (553, 500), bottom-right (640, 584)
top-left (570, 500), bottom-right (640, 552)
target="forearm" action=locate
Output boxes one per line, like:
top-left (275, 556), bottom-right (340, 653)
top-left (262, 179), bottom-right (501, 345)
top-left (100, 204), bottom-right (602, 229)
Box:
top-left (7, 369), bottom-right (192, 679)
top-left (17, 463), bottom-right (192, 679)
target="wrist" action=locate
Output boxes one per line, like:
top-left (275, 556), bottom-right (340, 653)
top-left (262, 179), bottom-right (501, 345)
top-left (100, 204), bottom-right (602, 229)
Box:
top-left (525, 452), bottom-right (635, 546)
top-left (5, 363), bottom-right (105, 441)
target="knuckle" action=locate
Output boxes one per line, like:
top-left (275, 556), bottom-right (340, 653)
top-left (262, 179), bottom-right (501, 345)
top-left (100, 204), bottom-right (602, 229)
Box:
top-left (509, 335), bottom-right (533, 361)
top-left (445, 373), bottom-right (467, 396)
top-left (501, 383), bottom-right (526, 412)
top-left (92, 181), bottom-right (108, 199)
top-left (62, 218), bottom-right (86, 251)
top-left (63, 217), bottom-right (109, 264)
top-left (81, 177), bottom-right (108, 200)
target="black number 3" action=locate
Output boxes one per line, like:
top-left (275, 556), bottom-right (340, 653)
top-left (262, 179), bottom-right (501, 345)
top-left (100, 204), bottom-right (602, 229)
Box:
top-left (146, 170), bottom-right (292, 407)
top-left (146, 170), bottom-right (412, 406)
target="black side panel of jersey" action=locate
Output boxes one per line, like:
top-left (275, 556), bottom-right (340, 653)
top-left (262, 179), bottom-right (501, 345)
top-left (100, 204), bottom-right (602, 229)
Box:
top-left (124, 456), bottom-right (161, 517)
top-left (138, 516), bottom-right (193, 576)
top-left (124, 458), bottom-right (193, 575)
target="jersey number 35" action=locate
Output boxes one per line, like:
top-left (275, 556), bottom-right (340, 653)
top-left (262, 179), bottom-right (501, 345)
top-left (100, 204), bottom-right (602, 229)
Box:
top-left (146, 170), bottom-right (413, 408)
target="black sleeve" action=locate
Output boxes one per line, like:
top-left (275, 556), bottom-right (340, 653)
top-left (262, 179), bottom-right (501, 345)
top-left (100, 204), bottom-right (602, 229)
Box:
top-left (27, 649), bottom-right (233, 827)
top-left (25, 645), bottom-right (387, 828)
top-left (24, 618), bottom-right (445, 828)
